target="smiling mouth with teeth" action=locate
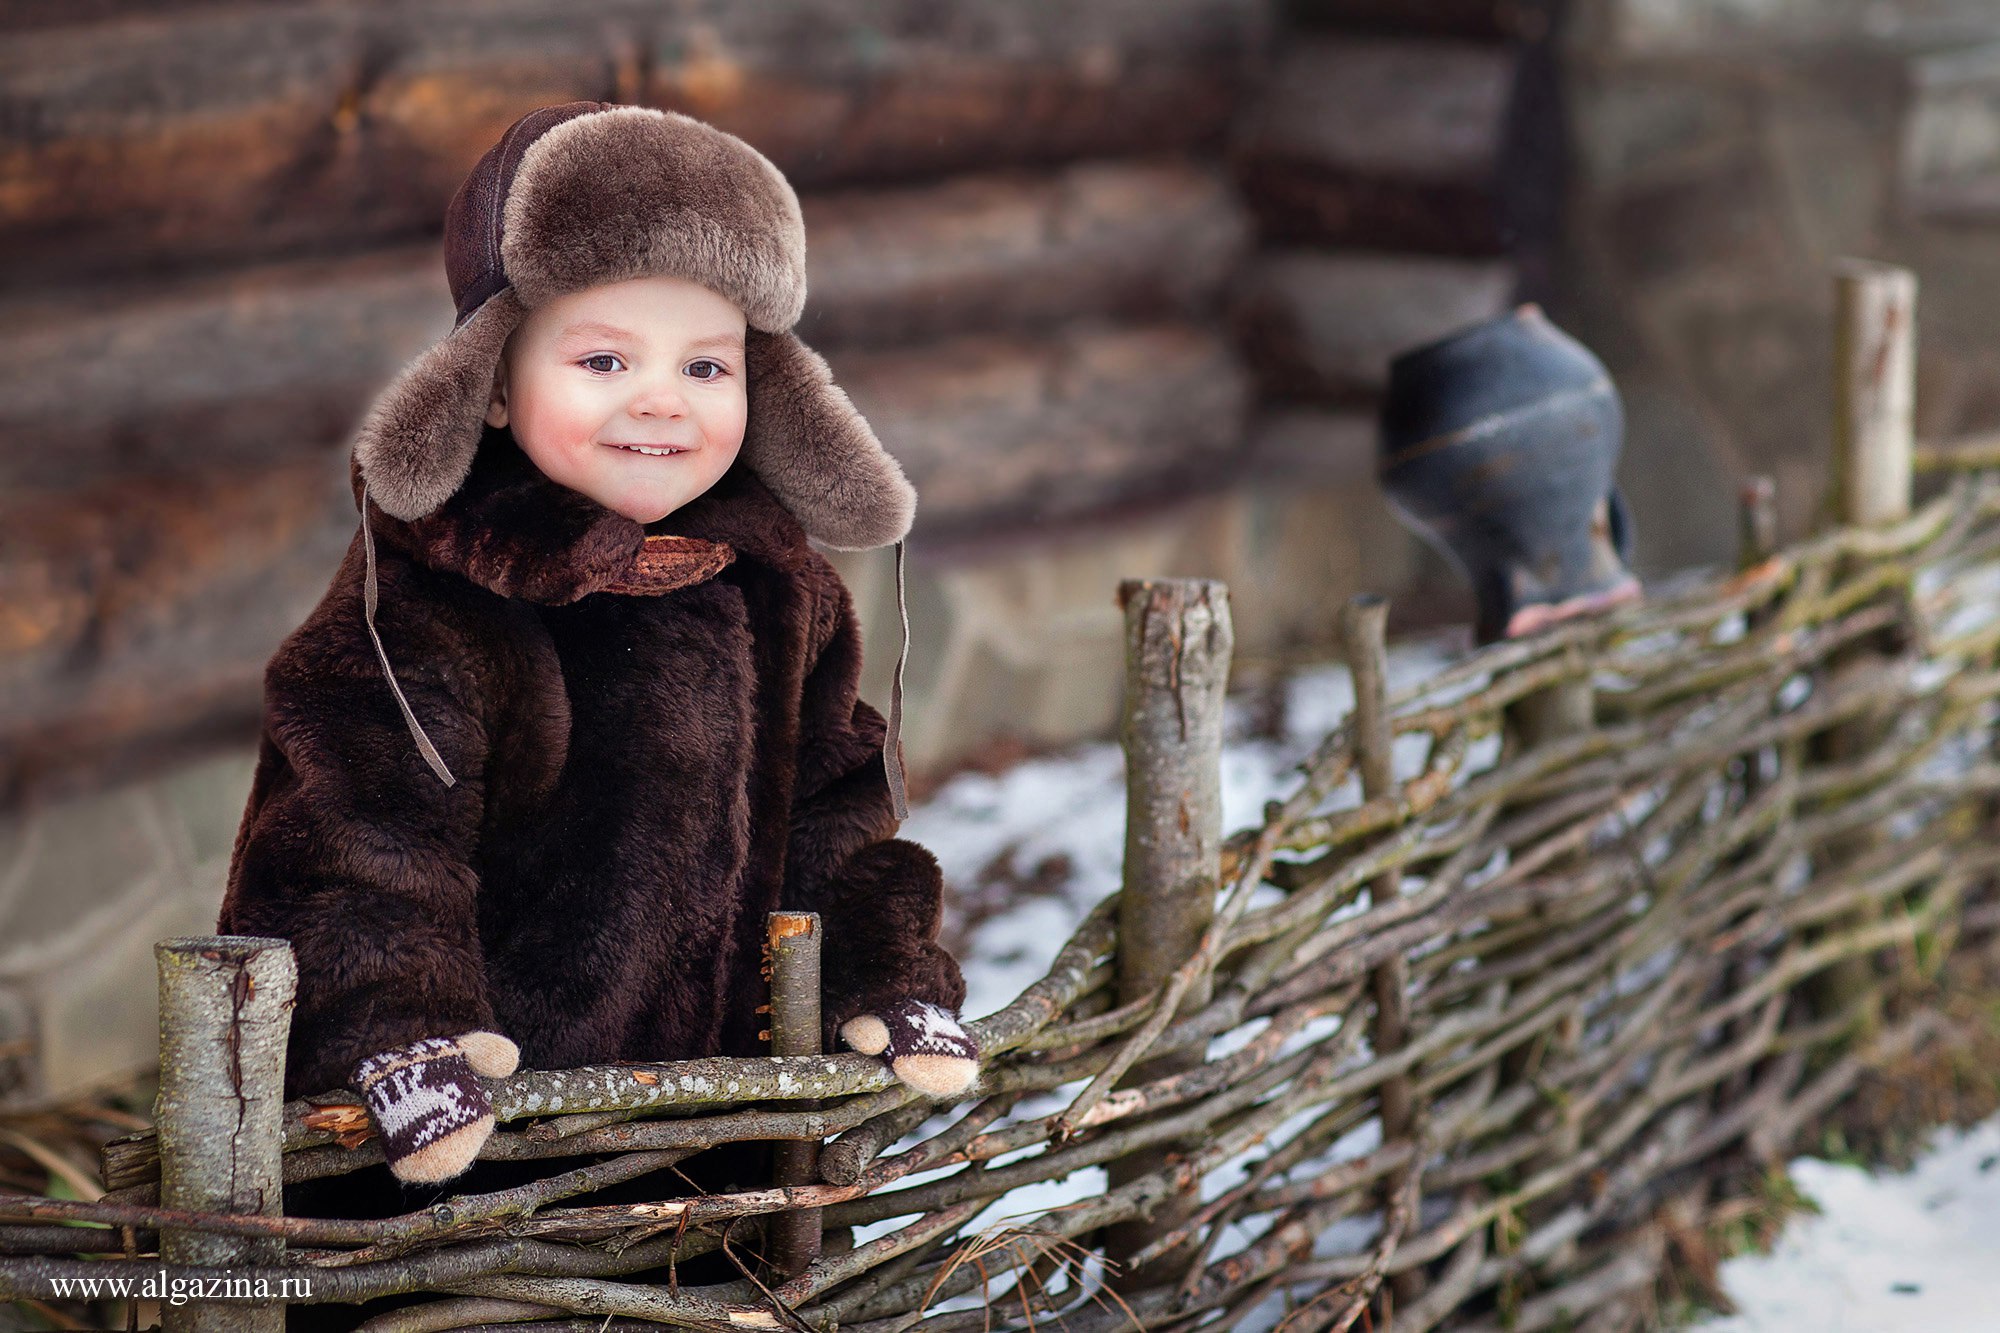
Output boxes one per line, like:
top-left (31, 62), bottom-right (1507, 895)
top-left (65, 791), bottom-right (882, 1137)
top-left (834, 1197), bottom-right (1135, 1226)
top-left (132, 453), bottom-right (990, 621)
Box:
top-left (604, 443), bottom-right (690, 456)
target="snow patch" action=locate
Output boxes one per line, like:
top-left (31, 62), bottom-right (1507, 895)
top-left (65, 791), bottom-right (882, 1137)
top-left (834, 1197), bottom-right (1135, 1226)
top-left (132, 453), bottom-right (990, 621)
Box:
top-left (1699, 1116), bottom-right (2000, 1331)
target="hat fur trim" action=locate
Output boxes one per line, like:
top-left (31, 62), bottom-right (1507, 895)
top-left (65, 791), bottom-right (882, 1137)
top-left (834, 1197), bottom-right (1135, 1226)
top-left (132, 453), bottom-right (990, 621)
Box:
top-left (352, 298), bottom-right (912, 548)
top-left (744, 329), bottom-right (915, 551)
top-left (500, 106), bottom-right (807, 333)
top-left (353, 289), bottom-right (526, 522)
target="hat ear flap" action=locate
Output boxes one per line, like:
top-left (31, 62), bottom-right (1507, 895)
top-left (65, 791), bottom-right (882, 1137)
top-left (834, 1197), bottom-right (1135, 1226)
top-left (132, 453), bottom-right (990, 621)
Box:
top-left (354, 290), bottom-right (526, 521)
top-left (742, 329), bottom-right (915, 551)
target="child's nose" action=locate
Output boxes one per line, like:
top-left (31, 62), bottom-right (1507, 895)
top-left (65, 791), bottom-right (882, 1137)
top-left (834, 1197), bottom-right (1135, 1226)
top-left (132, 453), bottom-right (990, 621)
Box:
top-left (630, 376), bottom-right (688, 418)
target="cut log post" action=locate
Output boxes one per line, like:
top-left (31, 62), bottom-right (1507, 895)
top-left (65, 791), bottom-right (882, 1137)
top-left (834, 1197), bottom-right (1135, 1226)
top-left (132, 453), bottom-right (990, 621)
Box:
top-left (1831, 261), bottom-right (1917, 530)
top-left (1811, 260), bottom-right (1918, 1031)
top-left (1103, 578), bottom-right (1233, 1282)
top-left (1342, 594), bottom-right (1421, 1313)
top-left (154, 936), bottom-right (296, 1333)
top-left (765, 912), bottom-right (823, 1280)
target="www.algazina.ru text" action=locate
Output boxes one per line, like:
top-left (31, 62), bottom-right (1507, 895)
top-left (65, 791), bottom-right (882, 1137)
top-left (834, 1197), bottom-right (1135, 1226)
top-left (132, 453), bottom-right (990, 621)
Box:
top-left (44, 1269), bottom-right (313, 1307)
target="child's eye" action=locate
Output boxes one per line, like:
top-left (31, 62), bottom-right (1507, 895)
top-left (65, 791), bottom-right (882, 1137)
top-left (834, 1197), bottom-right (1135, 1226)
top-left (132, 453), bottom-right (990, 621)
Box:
top-left (579, 353), bottom-right (624, 374)
top-left (686, 359), bottom-right (729, 381)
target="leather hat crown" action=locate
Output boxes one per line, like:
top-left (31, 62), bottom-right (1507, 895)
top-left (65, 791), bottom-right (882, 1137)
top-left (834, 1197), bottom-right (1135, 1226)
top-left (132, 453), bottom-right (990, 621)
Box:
top-left (351, 101), bottom-right (915, 551)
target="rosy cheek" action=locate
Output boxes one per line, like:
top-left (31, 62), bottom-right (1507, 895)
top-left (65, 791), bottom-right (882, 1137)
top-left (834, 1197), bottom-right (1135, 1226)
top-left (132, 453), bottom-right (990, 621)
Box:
top-left (519, 393), bottom-right (602, 465)
top-left (713, 396), bottom-right (749, 451)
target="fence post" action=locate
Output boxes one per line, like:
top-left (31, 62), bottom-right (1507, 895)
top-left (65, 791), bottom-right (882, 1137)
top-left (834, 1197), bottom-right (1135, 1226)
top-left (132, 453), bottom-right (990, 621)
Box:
top-left (1717, 477), bottom-right (1787, 1114)
top-left (1103, 578), bottom-right (1232, 1281)
top-left (1831, 260), bottom-right (1916, 530)
top-left (1341, 594), bottom-right (1422, 1314)
top-left (1498, 663), bottom-right (1593, 1065)
top-left (766, 911), bottom-right (823, 1279)
top-left (1505, 676), bottom-right (1593, 751)
top-left (155, 936), bottom-right (295, 1333)
top-left (1812, 259), bottom-right (1917, 1029)
top-left (1495, 629), bottom-right (1596, 1279)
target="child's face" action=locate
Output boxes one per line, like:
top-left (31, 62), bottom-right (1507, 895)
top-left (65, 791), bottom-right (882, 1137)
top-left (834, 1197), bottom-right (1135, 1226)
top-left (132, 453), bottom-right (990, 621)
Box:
top-left (486, 274), bottom-right (749, 525)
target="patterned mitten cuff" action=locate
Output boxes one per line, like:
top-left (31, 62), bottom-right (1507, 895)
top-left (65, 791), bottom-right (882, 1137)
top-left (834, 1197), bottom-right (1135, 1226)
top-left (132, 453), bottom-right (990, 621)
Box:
top-left (349, 1031), bottom-right (518, 1184)
top-left (840, 999), bottom-right (979, 1098)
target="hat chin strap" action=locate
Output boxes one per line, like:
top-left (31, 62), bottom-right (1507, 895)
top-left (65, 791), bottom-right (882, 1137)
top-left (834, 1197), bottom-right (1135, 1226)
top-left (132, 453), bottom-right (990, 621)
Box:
top-left (361, 484), bottom-right (459, 787)
top-left (362, 484), bottom-right (915, 823)
top-left (885, 538), bottom-right (911, 823)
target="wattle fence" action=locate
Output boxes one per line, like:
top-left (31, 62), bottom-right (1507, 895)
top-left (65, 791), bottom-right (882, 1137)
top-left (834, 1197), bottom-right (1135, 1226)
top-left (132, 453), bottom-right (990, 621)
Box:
top-left (7, 267), bottom-right (2000, 1333)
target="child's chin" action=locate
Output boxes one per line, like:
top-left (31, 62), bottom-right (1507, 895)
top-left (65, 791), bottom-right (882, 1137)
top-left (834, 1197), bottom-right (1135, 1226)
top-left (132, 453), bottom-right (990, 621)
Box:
top-left (602, 487), bottom-right (689, 525)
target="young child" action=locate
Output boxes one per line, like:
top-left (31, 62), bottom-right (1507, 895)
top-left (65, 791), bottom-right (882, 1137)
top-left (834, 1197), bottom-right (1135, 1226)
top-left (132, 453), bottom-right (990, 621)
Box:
top-left (217, 102), bottom-right (978, 1189)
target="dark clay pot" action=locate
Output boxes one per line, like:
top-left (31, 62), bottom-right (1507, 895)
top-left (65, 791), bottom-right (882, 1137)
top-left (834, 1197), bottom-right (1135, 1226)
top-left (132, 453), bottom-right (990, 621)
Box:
top-left (1379, 303), bottom-right (1639, 644)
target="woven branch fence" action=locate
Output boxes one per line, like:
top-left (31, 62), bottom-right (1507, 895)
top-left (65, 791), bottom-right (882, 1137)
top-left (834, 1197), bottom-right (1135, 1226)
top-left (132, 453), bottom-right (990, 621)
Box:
top-left (8, 264), bottom-right (2000, 1333)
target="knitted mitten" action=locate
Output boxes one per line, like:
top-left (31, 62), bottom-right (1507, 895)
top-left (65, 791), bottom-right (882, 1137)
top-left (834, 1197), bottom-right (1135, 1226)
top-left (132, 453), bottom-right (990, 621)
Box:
top-left (349, 1031), bottom-right (520, 1184)
top-left (840, 999), bottom-right (979, 1098)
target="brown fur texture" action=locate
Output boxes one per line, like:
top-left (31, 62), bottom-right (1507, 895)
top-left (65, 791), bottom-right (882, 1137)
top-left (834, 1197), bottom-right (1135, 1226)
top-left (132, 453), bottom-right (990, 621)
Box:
top-left (219, 427), bottom-right (964, 1102)
top-left (501, 107), bottom-right (806, 332)
top-left (352, 290), bottom-right (525, 522)
top-left (744, 329), bottom-right (917, 551)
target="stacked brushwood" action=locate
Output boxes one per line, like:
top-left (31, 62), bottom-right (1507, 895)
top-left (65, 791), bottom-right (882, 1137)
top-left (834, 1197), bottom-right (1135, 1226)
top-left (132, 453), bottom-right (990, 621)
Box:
top-left (8, 452), bottom-right (2000, 1329)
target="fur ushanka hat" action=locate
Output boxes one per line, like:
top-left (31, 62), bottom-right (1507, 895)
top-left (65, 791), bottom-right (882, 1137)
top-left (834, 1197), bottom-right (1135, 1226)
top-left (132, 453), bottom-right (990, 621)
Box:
top-left (351, 102), bottom-right (917, 812)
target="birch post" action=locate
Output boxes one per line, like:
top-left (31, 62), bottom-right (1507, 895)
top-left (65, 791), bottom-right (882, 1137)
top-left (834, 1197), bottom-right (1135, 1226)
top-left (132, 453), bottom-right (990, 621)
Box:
top-left (154, 936), bottom-right (296, 1333)
top-left (1103, 578), bottom-right (1232, 1280)
top-left (1832, 261), bottom-right (1916, 529)
top-left (1813, 260), bottom-right (1917, 1028)
top-left (766, 912), bottom-right (823, 1279)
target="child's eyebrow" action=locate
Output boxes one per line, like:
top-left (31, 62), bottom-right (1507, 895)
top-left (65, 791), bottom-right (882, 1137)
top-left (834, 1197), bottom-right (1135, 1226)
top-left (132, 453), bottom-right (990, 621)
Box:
top-left (555, 322), bottom-right (743, 354)
top-left (556, 321), bottom-right (641, 343)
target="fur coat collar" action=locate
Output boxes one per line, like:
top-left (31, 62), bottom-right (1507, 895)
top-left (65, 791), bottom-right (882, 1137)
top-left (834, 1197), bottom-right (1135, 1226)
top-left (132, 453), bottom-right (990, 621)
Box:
top-left (353, 427), bottom-right (816, 606)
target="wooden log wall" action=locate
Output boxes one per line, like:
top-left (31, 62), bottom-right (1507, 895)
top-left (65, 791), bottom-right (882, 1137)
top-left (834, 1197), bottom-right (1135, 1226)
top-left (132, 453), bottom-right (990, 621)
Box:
top-left (1228, 1), bottom-right (1557, 608)
top-left (0, 0), bottom-right (1562, 806)
top-left (0, 1), bottom-right (1259, 282)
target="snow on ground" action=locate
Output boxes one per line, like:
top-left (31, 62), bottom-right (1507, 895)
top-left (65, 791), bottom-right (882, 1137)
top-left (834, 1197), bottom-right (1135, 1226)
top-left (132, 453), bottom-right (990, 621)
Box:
top-left (904, 641), bottom-right (1457, 1023)
top-left (1696, 1115), bottom-right (2000, 1333)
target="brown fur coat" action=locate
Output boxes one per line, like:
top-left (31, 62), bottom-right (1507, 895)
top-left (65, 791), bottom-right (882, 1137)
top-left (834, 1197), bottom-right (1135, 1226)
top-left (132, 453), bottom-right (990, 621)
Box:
top-left (218, 428), bottom-right (963, 1100)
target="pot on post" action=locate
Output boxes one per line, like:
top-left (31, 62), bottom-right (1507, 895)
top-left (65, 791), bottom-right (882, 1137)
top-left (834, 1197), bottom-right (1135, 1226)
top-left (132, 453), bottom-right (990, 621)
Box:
top-left (1379, 303), bottom-right (1639, 645)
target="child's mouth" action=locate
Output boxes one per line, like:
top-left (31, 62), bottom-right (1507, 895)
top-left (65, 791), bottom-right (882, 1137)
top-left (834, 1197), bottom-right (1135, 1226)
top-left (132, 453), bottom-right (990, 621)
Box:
top-left (603, 443), bottom-right (690, 456)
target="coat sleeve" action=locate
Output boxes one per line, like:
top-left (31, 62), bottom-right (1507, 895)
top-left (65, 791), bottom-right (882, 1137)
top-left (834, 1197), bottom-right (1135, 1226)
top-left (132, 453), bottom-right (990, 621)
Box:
top-left (784, 570), bottom-right (966, 1047)
top-left (219, 582), bottom-right (498, 1101)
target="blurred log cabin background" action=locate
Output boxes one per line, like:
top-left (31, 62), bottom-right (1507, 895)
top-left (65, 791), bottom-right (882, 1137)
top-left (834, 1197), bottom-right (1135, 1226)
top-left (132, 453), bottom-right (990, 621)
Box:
top-left (5, 0), bottom-right (2000, 1108)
